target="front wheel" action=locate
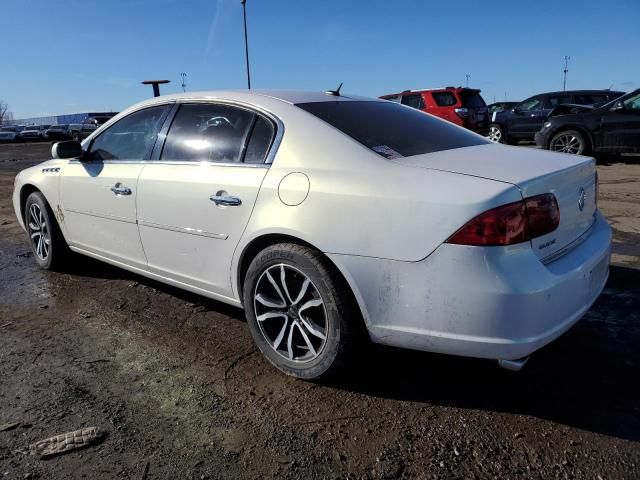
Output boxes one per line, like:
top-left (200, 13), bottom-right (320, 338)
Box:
top-left (549, 130), bottom-right (588, 155)
top-left (24, 192), bottom-right (70, 270)
top-left (243, 243), bottom-right (358, 380)
top-left (487, 124), bottom-right (505, 143)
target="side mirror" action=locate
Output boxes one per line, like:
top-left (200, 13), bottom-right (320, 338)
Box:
top-left (611, 101), bottom-right (625, 111)
top-left (51, 140), bottom-right (83, 160)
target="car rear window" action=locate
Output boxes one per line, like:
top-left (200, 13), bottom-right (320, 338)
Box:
top-left (461, 92), bottom-right (486, 108)
top-left (296, 100), bottom-right (488, 159)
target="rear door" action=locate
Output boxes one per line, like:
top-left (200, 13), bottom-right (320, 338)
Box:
top-left (137, 102), bottom-right (276, 298)
top-left (59, 105), bottom-right (171, 268)
top-left (600, 92), bottom-right (640, 153)
top-left (430, 91), bottom-right (458, 123)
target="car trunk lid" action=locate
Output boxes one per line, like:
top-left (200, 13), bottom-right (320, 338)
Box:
top-left (394, 144), bottom-right (598, 260)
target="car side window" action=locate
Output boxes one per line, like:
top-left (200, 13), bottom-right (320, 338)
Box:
top-left (623, 93), bottom-right (640, 110)
top-left (88, 106), bottom-right (169, 161)
top-left (542, 95), bottom-right (572, 109)
top-left (432, 92), bottom-right (457, 107)
top-left (383, 95), bottom-right (401, 103)
top-left (401, 94), bottom-right (424, 110)
top-left (574, 94), bottom-right (607, 105)
top-left (161, 103), bottom-right (255, 163)
top-left (244, 116), bottom-right (276, 164)
top-left (516, 96), bottom-right (543, 112)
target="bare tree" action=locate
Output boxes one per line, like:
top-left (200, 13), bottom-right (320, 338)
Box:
top-left (0, 100), bottom-right (10, 126)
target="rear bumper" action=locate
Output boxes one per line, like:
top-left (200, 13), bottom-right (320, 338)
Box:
top-left (328, 211), bottom-right (611, 361)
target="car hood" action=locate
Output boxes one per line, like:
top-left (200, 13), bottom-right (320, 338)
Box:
top-left (392, 143), bottom-right (590, 190)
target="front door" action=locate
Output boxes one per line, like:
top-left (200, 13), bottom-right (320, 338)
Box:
top-left (508, 95), bottom-right (545, 137)
top-left (600, 92), bottom-right (640, 153)
top-left (137, 102), bottom-right (277, 298)
top-left (59, 104), bottom-right (171, 268)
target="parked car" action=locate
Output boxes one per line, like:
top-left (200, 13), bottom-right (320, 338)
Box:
top-left (487, 90), bottom-right (625, 144)
top-left (85, 113), bottom-right (118, 126)
top-left (18, 124), bottom-right (51, 142)
top-left (380, 87), bottom-right (489, 133)
top-left (488, 101), bottom-right (519, 114)
top-left (44, 124), bottom-right (71, 141)
top-left (68, 123), bottom-right (97, 142)
top-left (12, 90), bottom-right (611, 379)
top-left (535, 88), bottom-right (640, 155)
top-left (0, 125), bottom-right (25, 142)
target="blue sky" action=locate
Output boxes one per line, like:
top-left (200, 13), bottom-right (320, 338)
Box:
top-left (3, 0), bottom-right (639, 118)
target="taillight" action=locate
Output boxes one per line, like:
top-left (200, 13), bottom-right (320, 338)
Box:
top-left (447, 194), bottom-right (560, 246)
top-left (454, 107), bottom-right (469, 118)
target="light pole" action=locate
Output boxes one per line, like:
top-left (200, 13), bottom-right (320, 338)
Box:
top-left (241, 0), bottom-right (251, 89)
top-left (465, 74), bottom-right (470, 88)
top-left (563, 56), bottom-right (570, 91)
top-left (180, 72), bottom-right (187, 92)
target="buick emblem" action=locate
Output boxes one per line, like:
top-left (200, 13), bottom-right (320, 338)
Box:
top-left (578, 187), bottom-right (586, 211)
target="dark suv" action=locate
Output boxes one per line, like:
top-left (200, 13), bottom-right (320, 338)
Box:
top-left (487, 89), bottom-right (624, 144)
top-left (380, 87), bottom-right (489, 133)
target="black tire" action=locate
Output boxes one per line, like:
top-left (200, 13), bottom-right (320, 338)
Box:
top-left (24, 191), bottom-right (70, 270)
top-left (549, 129), bottom-right (589, 155)
top-left (243, 243), bottom-right (359, 380)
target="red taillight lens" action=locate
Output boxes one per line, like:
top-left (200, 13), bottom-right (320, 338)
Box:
top-left (447, 194), bottom-right (559, 247)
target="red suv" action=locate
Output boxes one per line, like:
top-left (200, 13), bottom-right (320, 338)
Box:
top-left (380, 87), bottom-right (489, 133)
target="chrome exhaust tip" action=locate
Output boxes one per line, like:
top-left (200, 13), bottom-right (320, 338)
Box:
top-left (497, 357), bottom-right (529, 372)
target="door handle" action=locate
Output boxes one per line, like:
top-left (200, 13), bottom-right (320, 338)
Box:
top-left (111, 183), bottom-right (132, 196)
top-left (210, 194), bottom-right (242, 206)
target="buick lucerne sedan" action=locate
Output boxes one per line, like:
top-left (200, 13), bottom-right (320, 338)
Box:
top-left (13, 90), bottom-right (611, 379)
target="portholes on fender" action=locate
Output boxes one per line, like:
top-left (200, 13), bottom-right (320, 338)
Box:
top-left (277, 172), bottom-right (310, 206)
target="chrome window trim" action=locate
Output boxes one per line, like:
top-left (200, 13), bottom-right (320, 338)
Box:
top-left (68, 159), bottom-right (270, 168)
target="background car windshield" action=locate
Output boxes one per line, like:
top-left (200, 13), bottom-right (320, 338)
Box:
top-left (623, 93), bottom-right (640, 110)
top-left (296, 100), bottom-right (488, 159)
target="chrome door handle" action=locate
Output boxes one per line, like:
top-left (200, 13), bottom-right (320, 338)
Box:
top-left (111, 183), bottom-right (132, 196)
top-left (210, 194), bottom-right (242, 206)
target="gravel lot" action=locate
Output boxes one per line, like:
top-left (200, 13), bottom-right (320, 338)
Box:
top-left (1, 142), bottom-right (639, 479)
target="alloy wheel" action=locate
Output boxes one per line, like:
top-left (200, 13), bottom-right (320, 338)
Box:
top-left (488, 126), bottom-right (502, 143)
top-left (253, 264), bottom-right (328, 363)
top-left (27, 204), bottom-right (50, 260)
top-left (551, 133), bottom-right (582, 154)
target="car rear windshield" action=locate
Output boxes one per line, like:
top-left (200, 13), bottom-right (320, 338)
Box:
top-left (296, 101), bottom-right (488, 159)
top-left (461, 92), bottom-right (486, 108)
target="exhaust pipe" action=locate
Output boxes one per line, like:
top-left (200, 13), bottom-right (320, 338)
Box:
top-left (497, 357), bottom-right (529, 372)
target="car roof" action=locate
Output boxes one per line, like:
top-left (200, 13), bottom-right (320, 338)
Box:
top-left (530, 89), bottom-right (625, 96)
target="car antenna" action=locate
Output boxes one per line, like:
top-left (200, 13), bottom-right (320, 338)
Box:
top-left (325, 82), bottom-right (343, 97)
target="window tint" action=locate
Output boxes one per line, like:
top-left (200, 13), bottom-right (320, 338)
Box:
top-left (88, 106), bottom-right (168, 161)
top-left (516, 96), bottom-right (543, 112)
top-left (401, 94), bottom-right (424, 109)
top-left (296, 101), bottom-right (488, 159)
top-left (382, 95), bottom-right (401, 103)
top-left (432, 92), bottom-right (457, 106)
top-left (542, 95), bottom-right (572, 109)
top-left (161, 104), bottom-right (255, 163)
top-left (461, 92), bottom-right (486, 108)
top-left (244, 116), bottom-right (275, 164)
top-left (574, 94), bottom-right (607, 105)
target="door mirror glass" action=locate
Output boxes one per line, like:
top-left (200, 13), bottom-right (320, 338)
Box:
top-left (51, 140), bottom-right (83, 159)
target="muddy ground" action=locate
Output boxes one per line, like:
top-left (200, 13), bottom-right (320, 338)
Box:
top-left (1, 142), bottom-right (639, 479)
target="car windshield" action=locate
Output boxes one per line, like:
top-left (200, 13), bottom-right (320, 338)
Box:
top-left (296, 100), bottom-right (489, 159)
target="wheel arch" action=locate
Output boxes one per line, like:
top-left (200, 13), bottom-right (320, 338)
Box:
top-left (547, 124), bottom-right (594, 151)
top-left (235, 233), bottom-right (370, 331)
top-left (19, 183), bottom-right (42, 224)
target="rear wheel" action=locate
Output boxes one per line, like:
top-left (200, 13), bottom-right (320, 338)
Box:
top-left (24, 192), bottom-right (70, 270)
top-left (243, 243), bottom-right (358, 380)
top-left (487, 124), bottom-right (504, 143)
top-left (550, 130), bottom-right (588, 155)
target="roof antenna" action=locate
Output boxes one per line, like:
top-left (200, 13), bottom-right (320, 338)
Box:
top-left (325, 82), bottom-right (343, 96)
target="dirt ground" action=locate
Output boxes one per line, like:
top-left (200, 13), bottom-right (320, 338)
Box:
top-left (1, 142), bottom-right (639, 479)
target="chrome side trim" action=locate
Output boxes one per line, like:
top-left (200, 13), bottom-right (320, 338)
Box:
top-left (541, 215), bottom-right (597, 265)
top-left (68, 159), bottom-right (271, 168)
top-left (138, 219), bottom-right (228, 240)
top-left (64, 208), bottom-right (137, 224)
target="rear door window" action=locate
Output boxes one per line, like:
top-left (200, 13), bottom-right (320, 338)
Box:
top-left (296, 100), bottom-right (488, 159)
top-left (542, 95), bottom-right (573, 109)
top-left (574, 94), bottom-right (607, 105)
top-left (432, 92), bottom-right (457, 106)
top-left (400, 94), bottom-right (424, 109)
top-left (243, 115), bottom-right (276, 164)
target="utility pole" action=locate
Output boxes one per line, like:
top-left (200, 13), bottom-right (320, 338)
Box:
top-left (180, 72), bottom-right (187, 92)
top-left (563, 56), bottom-right (570, 91)
top-left (241, 0), bottom-right (251, 89)
top-left (465, 74), bottom-right (470, 88)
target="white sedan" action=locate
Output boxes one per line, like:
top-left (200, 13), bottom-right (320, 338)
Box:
top-left (12, 90), bottom-right (611, 379)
